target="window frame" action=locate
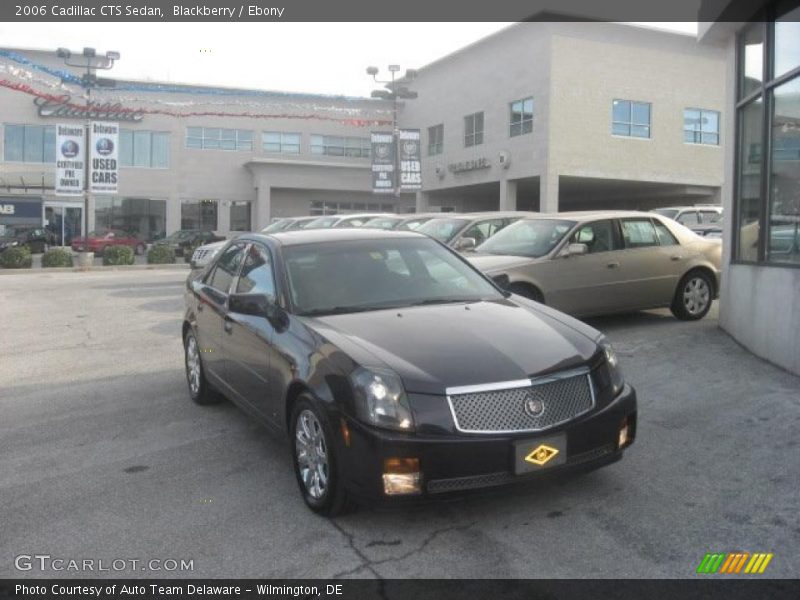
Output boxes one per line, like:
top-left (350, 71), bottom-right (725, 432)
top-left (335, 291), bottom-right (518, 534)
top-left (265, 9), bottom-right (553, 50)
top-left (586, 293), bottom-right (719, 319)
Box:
top-left (428, 124), bottom-right (444, 155)
top-left (509, 97), bottom-right (533, 138)
top-left (733, 14), bottom-right (800, 268)
top-left (611, 99), bottom-right (652, 139)
top-left (464, 111), bottom-right (484, 147)
top-left (683, 108), bottom-right (721, 146)
top-left (262, 131), bottom-right (301, 154)
top-left (186, 127), bottom-right (253, 152)
top-left (120, 129), bottom-right (170, 169)
top-left (3, 123), bottom-right (56, 164)
top-left (235, 242), bottom-right (278, 301)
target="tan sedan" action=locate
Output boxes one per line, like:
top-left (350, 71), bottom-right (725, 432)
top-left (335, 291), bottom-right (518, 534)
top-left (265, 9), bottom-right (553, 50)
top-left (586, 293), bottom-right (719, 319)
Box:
top-left (467, 211), bottom-right (722, 320)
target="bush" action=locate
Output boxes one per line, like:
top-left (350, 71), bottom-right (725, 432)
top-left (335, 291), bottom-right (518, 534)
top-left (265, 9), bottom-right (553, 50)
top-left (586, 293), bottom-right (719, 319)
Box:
top-left (147, 245), bottom-right (175, 264)
top-left (0, 246), bottom-right (32, 269)
top-left (103, 245), bottom-right (135, 266)
top-left (41, 248), bottom-right (74, 268)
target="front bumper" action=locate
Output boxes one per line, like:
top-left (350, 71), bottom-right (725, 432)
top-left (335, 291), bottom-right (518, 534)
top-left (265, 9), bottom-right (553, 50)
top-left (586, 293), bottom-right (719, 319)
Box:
top-left (338, 384), bottom-right (637, 505)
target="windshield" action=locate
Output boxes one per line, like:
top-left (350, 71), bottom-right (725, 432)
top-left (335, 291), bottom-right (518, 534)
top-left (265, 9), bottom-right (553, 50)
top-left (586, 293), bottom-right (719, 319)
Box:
top-left (165, 230), bottom-right (192, 240)
top-left (416, 218), bottom-right (469, 243)
top-left (262, 220), bottom-right (291, 233)
top-left (476, 219), bottom-right (576, 258)
top-left (397, 217), bottom-right (433, 231)
top-left (284, 237), bottom-right (502, 316)
top-left (305, 216), bottom-right (339, 229)
top-left (363, 217), bottom-right (402, 230)
top-left (652, 209), bottom-right (679, 220)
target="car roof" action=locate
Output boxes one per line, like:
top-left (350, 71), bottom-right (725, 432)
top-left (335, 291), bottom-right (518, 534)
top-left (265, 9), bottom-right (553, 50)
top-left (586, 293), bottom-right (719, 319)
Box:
top-left (514, 210), bottom-right (673, 221)
top-left (248, 227), bottom-right (427, 246)
top-left (651, 206), bottom-right (722, 211)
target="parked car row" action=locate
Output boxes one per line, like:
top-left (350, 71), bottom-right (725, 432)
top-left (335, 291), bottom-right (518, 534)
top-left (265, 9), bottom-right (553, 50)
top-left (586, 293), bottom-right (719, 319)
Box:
top-left (0, 226), bottom-right (56, 254)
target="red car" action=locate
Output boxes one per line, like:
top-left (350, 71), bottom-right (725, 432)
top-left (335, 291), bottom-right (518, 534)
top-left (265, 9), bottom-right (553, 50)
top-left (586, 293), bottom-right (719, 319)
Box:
top-left (71, 229), bottom-right (147, 255)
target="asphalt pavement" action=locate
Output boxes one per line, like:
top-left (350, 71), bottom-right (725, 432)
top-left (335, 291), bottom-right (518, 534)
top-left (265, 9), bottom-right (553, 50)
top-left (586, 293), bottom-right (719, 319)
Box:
top-left (1, 270), bottom-right (798, 579)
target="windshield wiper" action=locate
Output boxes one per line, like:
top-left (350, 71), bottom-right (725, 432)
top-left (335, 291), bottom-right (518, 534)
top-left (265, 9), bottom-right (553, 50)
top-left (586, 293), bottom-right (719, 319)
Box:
top-left (404, 297), bottom-right (484, 307)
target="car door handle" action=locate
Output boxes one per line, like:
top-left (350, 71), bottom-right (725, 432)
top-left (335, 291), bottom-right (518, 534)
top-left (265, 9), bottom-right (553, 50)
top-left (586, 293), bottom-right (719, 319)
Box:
top-left (670, 255), bottom-right (684, 261)
top-left (606, 262), bottom-right (620, 269)
top-left (224, 317), bottom-right (233, 334)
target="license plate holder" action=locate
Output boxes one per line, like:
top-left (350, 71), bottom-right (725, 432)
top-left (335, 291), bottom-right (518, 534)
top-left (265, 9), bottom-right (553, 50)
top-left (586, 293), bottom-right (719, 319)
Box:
top-left (513, 433), bottom-right (567, 475)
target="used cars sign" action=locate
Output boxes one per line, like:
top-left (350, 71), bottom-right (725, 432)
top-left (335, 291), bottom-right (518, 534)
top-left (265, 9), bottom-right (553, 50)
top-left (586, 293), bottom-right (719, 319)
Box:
top-left (89, 122), bottom-right (119, 194)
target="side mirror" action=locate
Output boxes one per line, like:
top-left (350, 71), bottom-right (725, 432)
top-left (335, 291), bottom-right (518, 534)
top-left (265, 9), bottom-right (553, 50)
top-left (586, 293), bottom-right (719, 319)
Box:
top-left (455, 236), bottom-right (476, 251)
top-left (229, 293), bottom-right (270, 318)
top-left (563, 243), bottom-right (588, 257)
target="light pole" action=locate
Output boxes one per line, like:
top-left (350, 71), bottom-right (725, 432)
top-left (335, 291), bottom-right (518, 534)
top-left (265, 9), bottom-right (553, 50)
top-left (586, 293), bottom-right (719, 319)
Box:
top-left (56, 47), bottom-right (119, 264)
top-left (366, 65), bottom-right (418, 196)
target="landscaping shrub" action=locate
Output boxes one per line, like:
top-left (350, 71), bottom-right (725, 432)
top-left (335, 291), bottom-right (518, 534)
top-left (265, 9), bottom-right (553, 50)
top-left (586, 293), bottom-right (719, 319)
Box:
top-left (103, 245), bottom-right (135, 266)
top-left (41, 248), bottom-right (74, 268)
top-left (0, 246), bottom-right (32, 269)
top-left (147, 245), bottom-right (175, 264)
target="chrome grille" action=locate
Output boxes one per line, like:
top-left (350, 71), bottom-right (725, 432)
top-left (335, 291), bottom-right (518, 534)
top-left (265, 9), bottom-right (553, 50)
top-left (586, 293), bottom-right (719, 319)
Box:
top-left (446, 368), bottom-right (595, 434)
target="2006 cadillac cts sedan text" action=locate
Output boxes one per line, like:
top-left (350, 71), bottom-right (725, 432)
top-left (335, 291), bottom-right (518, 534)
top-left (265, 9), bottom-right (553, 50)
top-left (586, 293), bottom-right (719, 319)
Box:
top-left (182, 229), bottom-right (637, 515)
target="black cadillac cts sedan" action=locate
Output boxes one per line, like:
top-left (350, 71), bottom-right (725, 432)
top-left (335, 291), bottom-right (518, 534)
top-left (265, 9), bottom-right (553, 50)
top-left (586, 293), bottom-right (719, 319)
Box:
top-left (182, 229), bottom-right (637, 515)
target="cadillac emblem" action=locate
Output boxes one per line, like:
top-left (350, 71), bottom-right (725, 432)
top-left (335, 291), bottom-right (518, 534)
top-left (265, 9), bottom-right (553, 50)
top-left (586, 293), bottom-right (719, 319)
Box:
top-left (523, 391), bottom-right (545, 417)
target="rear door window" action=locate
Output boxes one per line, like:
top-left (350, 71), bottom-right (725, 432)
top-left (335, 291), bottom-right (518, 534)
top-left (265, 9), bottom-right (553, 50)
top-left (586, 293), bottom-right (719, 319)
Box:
top-left (677, 211), bottom-right (700, 226)
top-left (570, 219), bottom-right (619, 253)
top-left (620, 219), bottom-right (660, 248)
top-left (653, 220), bottom-right (680, 246)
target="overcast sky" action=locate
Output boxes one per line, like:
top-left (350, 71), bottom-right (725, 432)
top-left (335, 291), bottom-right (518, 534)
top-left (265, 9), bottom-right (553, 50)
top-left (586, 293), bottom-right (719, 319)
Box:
top-left (0, 22), bottom-right (698, 96)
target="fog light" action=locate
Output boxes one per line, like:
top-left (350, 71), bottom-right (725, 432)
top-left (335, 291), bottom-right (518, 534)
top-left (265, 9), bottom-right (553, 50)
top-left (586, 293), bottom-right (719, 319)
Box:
top-left (618, 418), bottom-right (631, 449)
top-left (382, 458), bottom-right (421, 496)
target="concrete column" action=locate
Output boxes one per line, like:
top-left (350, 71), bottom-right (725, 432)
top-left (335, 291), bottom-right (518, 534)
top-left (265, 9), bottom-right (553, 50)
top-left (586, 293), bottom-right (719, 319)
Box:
top-left (85, 195), bottom-right (96, 234)
top-left (415, 191), bottom-right (429, 213)
top-left (540, 172), bottom-right (559, 213)
top-left (499, 179), bottom-right (517, 211)
top-left (166, 195), bottom-right (181, 235)
top-left (255, 184), bottom-right (272, 229)
top-left (217, 200), bottom-right (231, 236)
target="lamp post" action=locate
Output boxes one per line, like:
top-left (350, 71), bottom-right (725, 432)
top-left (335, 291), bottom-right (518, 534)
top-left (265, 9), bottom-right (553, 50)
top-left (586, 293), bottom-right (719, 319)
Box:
top-left (366, 65), bottom-right (418, 196)
top-left (56, 47), bottom-right (119, 265)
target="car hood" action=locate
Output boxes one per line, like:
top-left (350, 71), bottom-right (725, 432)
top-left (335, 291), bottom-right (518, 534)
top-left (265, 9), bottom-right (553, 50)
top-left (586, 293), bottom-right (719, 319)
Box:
top-left (303, 298), bottom-right (599, 394)
top-left (467, 253), bottom-right (542, 273)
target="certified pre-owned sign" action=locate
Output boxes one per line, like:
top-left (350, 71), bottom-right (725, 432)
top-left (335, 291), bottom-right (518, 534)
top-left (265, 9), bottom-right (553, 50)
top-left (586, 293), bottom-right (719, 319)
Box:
top-left (55, 123), bottom-right (85, 197)
top-left (89, 122), bottom-right (119, 194)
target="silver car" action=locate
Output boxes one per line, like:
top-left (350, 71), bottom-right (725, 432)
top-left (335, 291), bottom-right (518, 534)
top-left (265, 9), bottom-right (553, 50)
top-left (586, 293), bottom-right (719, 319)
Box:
top-left (468, 211), bottom-right (722, 320)
top-left (416, 211), bottom-right (532, 251)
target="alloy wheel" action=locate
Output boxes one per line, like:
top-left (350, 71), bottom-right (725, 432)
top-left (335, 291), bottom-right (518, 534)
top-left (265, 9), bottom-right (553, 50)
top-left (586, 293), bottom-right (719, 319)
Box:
top-left (185, 335), bottom-right (201, 396)
top-left (682, 276), bottom-right (710, 316)
top-left (295, 409), bottom-right (329, 500)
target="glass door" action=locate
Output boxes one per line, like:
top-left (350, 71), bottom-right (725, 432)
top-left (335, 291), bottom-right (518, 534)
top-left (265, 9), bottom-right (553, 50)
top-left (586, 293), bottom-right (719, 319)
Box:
top-left (44, 204), bottom-right (82, 246)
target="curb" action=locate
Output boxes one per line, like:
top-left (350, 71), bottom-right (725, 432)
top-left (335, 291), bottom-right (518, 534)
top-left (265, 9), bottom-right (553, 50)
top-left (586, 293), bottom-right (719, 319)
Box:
top-left (0, 263), bottom-right (191, 275)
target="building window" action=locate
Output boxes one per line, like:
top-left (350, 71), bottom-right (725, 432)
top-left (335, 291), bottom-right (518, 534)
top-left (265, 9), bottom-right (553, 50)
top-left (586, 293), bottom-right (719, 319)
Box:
top-left (734, 15), bottom-right (800, 266)
top-left (310, 135), bottom-right (370, 158)
top-left (120, 130), bottom-right (170, 168)
top-left (263, 132), bottom-right (301, 154)
top-left (509, 98), bottom-right (533, 137)
top-left (230, 201), bottom-right (251, 231)
top-left (464, 112), bottom-right (484, 147)
top-left (3, 124), bottom-right (56, 163)
top-left (612, 100), bottom-right (651, 138)
top-left (684, 109), bottom-right (720, 145)
top-left (186, 127), bottom-right (253, 151)
top-left (428, 124), bottom-right (443, 155)
top-left (182, 199), bottom-right (218, 231)
top-left (94, 197), bottom-right (167, 242)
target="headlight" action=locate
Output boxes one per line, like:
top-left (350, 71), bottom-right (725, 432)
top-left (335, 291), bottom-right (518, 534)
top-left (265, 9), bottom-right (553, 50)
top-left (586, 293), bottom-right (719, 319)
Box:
top-left (350, 367), bottom-right (414, 432)
top-left (600, 338), bottom-right (625, 396)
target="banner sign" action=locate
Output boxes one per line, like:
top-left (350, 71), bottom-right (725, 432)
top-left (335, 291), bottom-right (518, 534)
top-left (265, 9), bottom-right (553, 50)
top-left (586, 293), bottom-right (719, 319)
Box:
top-left (371, 131), bottom-right (395, 194)
top-left (398, 129), bottom-right (422, 191)
top-left (89, 121), bottom-right (119, 193)
top-left (35, 96), bottom-right (145, 122)
top-left (55, 123), bottom-right (84, 196)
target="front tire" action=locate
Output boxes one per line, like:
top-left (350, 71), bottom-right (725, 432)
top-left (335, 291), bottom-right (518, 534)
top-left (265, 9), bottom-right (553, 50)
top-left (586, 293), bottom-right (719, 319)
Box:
top-left (290, 397), bottom-right (354, 516)
top-left (183, 330), bottom-right (221, 405)
top-left (670, 271), bottom-right (713, 321)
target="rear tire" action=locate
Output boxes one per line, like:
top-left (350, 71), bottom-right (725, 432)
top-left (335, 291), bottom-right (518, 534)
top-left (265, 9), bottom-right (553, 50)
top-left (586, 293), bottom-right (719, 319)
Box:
top-left (183, 330), bottom-right (222, 405)
top-left (670, 271), bottom-right (713, 321)
top-left (290, 396), bottom-right (355, 517)
top-left (508, 282), bottom-right (544, 304)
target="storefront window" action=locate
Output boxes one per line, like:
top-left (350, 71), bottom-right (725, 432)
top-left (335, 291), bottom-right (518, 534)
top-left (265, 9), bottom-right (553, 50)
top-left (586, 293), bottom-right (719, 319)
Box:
top-left (767, 77), bottom-right (800, 264)
top-left (739, 23), bottom-right (763, 99)
top-left (182, 199), bottom-right (218, 231)
top-left (94, 197), bottom-right (167, 242)
top-left (736, 99), bottom-right (763, 262)
top-left (774, 8), bottom-right (800, 79)
top-left (230, 201), bottom-right (251, 231)
top-left (3, 125), bottom-right (56, 163)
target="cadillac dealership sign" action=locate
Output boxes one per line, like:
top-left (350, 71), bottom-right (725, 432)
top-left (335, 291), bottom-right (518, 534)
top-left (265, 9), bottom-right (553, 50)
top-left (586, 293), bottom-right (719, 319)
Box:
top-left (34, 95), bottom-right (144, 122)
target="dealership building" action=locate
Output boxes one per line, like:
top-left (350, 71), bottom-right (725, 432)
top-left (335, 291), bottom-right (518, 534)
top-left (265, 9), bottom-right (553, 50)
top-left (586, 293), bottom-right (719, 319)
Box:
top-left (699, 2), bottom-right (800, 375)
top-left (0, 21), bottom-right (727, 245)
